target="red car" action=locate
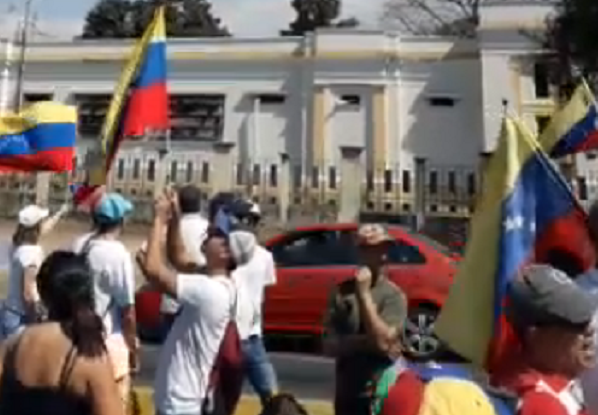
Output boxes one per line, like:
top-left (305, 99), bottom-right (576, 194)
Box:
top-left (135, 223), bottom-right (459, 361)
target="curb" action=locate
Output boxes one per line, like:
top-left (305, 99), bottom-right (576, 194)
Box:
top-left (134, 386), bottom-right (333, 415)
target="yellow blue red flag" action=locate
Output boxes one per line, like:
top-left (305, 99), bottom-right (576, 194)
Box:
top-left (87, 5), bottom-right (168, 187)
top-left (0, 101), bottom-right (76, 172)
top-left (435, 117), bottom-right (595, 368)
top-left (539, 81), bottom-right (598, 156)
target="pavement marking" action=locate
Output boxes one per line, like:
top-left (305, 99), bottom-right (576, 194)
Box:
top-left (134, 386), bottom-right (333, 415)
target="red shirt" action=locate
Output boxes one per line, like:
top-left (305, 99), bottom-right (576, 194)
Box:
top-left (498, 363), bottom-right (587, 415)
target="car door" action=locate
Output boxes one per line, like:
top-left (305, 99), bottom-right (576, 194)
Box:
top-left (265, 228), bottom-right (358, 334)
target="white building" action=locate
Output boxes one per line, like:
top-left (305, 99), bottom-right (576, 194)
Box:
top-left (4, 0), bottom-right (587, 216)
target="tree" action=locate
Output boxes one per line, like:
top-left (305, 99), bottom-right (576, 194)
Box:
top-left (81, 0), bottom-right (230, 39)
top-left (544, 0), bottom-right (598, 91)
top-left (280, 0), bottom-right (359, 36)
top-left (82, 0), bottom-right (133, 38)
top-left (379, 0), bottom-right (481, 37)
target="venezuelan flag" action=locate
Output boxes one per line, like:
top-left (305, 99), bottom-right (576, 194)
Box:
top-left (0, 102), bottom-right (76, 172)
top-left (434, 117), bottom-right (595, 369)
top-left (89, 5), bottom-right (168, 187)
top-left (539, 81), bottom-right (598, 157)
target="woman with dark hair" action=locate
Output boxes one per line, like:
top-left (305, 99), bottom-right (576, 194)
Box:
top-left (0, 251), bottom-right (124, 415)
top-left (1, 203), bottom-right (69, 338)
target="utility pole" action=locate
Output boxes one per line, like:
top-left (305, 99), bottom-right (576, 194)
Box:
top-left (13, 0), bottom-right (34, 111)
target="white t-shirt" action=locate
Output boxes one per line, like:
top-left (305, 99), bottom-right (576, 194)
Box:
top-left (153, 274), bottom-right (236, 415)
top-left (5, 244), bottom-right (43, 314)
top-left (72, 233), bottom-right (136, 336)
top-left (576, 269), bottom-right (598, 415)
top-left (233, 246), bottom-right (276, 339)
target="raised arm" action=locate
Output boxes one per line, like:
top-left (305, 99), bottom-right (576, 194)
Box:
top-left (40, 204), bottom-right (70, 236)
top-left (138, 194), bottom-right (179, 298)
top-left (166, 205), bottom-right (203, 274)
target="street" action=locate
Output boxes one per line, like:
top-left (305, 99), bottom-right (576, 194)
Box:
top-left (137, 344), bottom-right (336, 400)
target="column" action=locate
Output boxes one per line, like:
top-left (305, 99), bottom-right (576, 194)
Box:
top-left (371, 86), bottom-right (388, 210)
top-left (278, 152), bottom-right (290, 224)
top-left (35, 173), bottom-right (50, 207)
top-left (338, 146), bottom-right (364, 222)
top-left (311, 86), bottom-right (327, 190)
top-left (211, 142), bottom-right (236, 193)
top-left (414, 157), bottom-right (427, 231)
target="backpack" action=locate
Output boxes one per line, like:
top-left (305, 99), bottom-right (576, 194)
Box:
top-left (373, 362), bottom-right (517, 415)
top-left (201, 280), bottom-right (244, 415)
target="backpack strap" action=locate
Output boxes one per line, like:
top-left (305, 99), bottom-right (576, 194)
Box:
top-left (78, 234), bottom-right (113, 320)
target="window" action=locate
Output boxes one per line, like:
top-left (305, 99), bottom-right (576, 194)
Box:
top-left (116, 159), bottom-right (125, 180)
top-left (147, 160), bottom-right (156, 182)
top-left (448, 171), bottom-right (456, 194)
top-left (328, 167), bottom-right (337, 189)
top-left (402, 170), bottom-right (411, 193)
top-left (384, 170), bottom-right (393, 193)
top-left (75, 94), bottom-right (111, 137)
top-left (24, 93), bottom-right (52, 104)
top-left (169, 94), bottom-right (225, 141)
top-left (339, 94), bottom-right (361, 105)
top-left (534, 62), bottom-right (550, 98)
top-left (201, 162), bottom-right (210, 183)
top-left (269, 165), bottom-right (278, 187)
top-left (429, 171), bottom-right (438, 194)
top-left (536, 116), bottom-right (550, 135)
top-left (270, 230), bottom-right (358, 267)
top-left (366, 169), bottom-right (374, 191)
top-left (132, 159), bottom-right (140, 179)
top-left (186, 161), bottom-right (194, 183)
top-left (387, 240), bottom-right (426, 264)
top-left (170, 161), bottom-right (178, 182)
top-left (311, 167), bottom-right (319, 188)
top-left (428, 96), bottom-right (456, 107)
top-left (258, 94), bottom-right (285, 105)
top-left (467, 172), bottom-right (476, 195)
top-left (252, 164), bottom-right (261, 186)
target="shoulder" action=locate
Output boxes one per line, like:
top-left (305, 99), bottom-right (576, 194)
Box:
top-left (72, 233), bottom-right (92, 251)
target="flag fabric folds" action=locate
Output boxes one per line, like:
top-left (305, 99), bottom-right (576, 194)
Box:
top-left (0, 101), bottom-right (76, 172)
top-left (88, 5), bottom-right (168, 187)
top-left (435, 116), bottom-right (595, 368)
top-left (539, 81), bottom-right (598, 157)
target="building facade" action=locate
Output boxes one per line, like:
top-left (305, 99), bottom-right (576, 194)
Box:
top-left (1, 0), bottom-right (582, 223)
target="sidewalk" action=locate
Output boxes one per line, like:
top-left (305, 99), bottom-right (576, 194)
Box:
top-left (134, 386), bottom-right (333, 415)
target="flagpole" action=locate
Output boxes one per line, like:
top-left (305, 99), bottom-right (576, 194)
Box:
top-left (0, 39), bottom-right (13, 116)
top-left (13, 0), bottom-right (33, 111)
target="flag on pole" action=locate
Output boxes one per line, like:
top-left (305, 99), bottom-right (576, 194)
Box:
top-left (88, 4), bottom-right (168, 187)
top-left (0, 101), bottom-right (76, 172)
top-left (434, 117), bottom-right (595, 370)
top-left (539, 81), bottom-right (598, 157)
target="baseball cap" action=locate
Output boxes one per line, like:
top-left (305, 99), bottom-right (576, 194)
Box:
top-left (356, 224), bottom-right (393, 247)
top-left (92, 193), bottom-right (133, 225)
top-left (18, 205), bottom-right (49, 227)
top-left (506, 265), bottom-right (597, 330)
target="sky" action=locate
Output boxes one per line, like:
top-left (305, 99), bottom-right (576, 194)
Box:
top-left (0, 0), bottom-right (384, 40)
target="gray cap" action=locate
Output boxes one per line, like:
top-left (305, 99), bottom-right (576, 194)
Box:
top-left (228, 230), bottom-right (256, 267)
top-left (506, 265), bottom-right (597, 329)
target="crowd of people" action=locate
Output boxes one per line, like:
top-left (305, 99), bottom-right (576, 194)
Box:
top-left (0, 183), bottom-right (596, 415)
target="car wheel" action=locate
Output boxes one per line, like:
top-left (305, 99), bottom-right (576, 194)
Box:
top-left (402, 305), bottom-right (442, 361)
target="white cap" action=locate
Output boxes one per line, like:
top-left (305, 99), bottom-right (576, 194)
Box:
top-left (18, 205), bottom-right (49, 227)
top-left (249, 201), bottom-right (261, 216)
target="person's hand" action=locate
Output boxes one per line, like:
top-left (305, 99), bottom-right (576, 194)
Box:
top-left (165, 187), bottom-right (181, 219)
top-left (135, 248), bottom-right (147, 270)
top-left (355, 267), bottom-right (372, 293)
top-left (154, 192), bottom-right (171, 223)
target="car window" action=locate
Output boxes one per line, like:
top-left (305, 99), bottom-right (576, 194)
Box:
top-left (386, 239), bottom-right (426, 264)
top-left (271, 230), bottom-right (358, 267)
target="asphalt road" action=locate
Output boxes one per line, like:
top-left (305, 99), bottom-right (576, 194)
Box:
top-left (137, 344), bottom-right (336, 401)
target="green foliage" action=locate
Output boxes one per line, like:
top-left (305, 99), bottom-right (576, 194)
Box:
top-left (81, 0), bottom-right (230, 39)
top-left (280, 0), bottom-right (359, 36)
top-left (544, 0), bottom-right (598, 88)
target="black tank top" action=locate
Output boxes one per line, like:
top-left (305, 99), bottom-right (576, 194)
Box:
top-left (0, 341), bottom-right (91, 415)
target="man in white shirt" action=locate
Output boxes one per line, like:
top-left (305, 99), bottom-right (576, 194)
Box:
top-left (157, 185), bottom-right (209, 333)
top-left (72, 193), bottom-right (139, 406)
top-left (138, 190), bottom-right (256, 415)
top-left (230, 200), bottom-right (278, 405)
